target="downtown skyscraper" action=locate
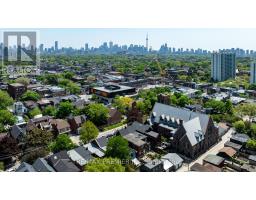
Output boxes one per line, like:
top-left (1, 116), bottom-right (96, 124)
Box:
top-left (211, 52), bottom-right (236, 82)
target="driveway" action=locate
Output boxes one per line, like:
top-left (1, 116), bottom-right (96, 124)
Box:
top-left (177, 128), bottom-right (234, 172)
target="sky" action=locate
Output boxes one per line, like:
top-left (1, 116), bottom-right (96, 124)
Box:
top-left (2, 28), bottom-right (256, 51)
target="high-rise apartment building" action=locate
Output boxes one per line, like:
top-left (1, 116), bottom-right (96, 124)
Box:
top-left (211, 52), bottom-right (236, 82)
top-left (250, 61), bottom-right (256, 84)
top-left (54, 41), bottom-right (58, 51)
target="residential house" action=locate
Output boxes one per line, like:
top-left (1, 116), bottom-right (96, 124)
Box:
top-left (190, 163), bottom-right (222, 172)
top-left (161, 153), bottom-right (183, 171)
top-left (51, 119), bottom-right (71, 136)
top-left (83, 143), bottom-right (105, 158)
top-left (16, 162), bottom-right (35, 172)
top-left (217, 147), bottom-right (237, 160)
top-left (224, 141), bottom-right (242, 151)
top-left (91, 136), bottom-right (109, 152)
top-left (8, 83), bottom-right (26, 99)
top-left (203, 154), bottom-right (225, 168)
top-left (10, 122), bottom-right (27, 142)
top-left (27, 116), bottom-right (53, 132)
top-left (107, 108), bottom-right (122, 125)
top-left (48, 151), bottom-right (80, 172)
top-left (230, 134), bottom-right (250, 146)
top-left (13, 102), bottom-right (27, 115)
top-left (123, 133), bottom-right (149, 158)
top-left (32, 158), bottom-right (55, 172)
top-left (140, 159), bottom-right (164, 172)
top-left (67, 146), bottom-right (93, 169)
top-left (67, 115), bottom-right (87, 134)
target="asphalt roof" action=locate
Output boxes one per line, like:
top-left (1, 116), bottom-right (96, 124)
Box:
top-left (151, 103), bottom-right (210, 134)
top-left (190, 163), bottom-right (222, 172)
top-left (203, 154), bottom-right (225, 166)
top-left (119, 121), bottom-right (150, 136)
top-left (16, 162), bottom-right (35, 172)
top-left (161, 153), bottom-right (183, 166)
top-left (224, 141), bottom-right (242, 151)
top-left (231, 134), bottom-right (250, 144)
top-left (32, 158), bottom-right (55, 172)
top-left (123, 133), bottom-right (146, 147)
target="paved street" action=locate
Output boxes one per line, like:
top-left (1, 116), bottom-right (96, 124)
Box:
top-left (70, 124), bottom-right (127, 145)
top-left (177, 128), bottom-right (234, 172)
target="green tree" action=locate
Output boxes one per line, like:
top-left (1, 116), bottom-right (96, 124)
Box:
top-left (0, 109), bottom-right (16, 130)
top-left (21, 90), bottom-right (40, 101)
top-left (177, 95), bottom-right (190, 107)
top-left (62, 71), bottom-right (74, 80)
top-left (44, 74), bottom-right (59, 85)
top-left (106, 136), bottom-right (130, 160)
top-left (28, 107), bottom-right (42, 118)
top-left (85, 157), bottom-right (125, 172)
top-left (246, 139), bottom-right (256, 150)
top-left (0, 90), bottom-right (14, 109)
top-left (25, 127), bottom-right (53, 147)
top-left (22, 148), bottom-right (49, 164)
top-left (56, 101), bottom-right (74, 118)
top-left (233, 120), bottom-right (245, 133)
top-left (225, 100), bottom-right (234, 114)
top-left (66, 81), bottom-right (81, 94)
top-left (248, 83), bottom-right (256, 90)
top-left (235, 103), bottom-right (256, 119)
top-left (204, 99), bottom-right (226, 114)
top-left (113, 96), bottom-right (133, 114)
top-left (15, 77), bottom-right (30, 87)
top-left (42, 105), bottom-right (57, 116)
top-left (0, 162), bottom-right (4, 171)
top-left (250, 123), bottom-right (256, 139)
top-left (83, 103), bottom-right (109, 126)
top-left (49, 134), bottom-right (76, 152)
top-left (80, 121), bottom-right (99, 144)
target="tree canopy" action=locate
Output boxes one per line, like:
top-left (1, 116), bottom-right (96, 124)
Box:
top-left (25, 127), bottom-right (53, 148)
top-left (83, 103), bottom-right (109, 126)
top-left (56, 101), bottom-right (74, 118)
top-left (21, 90), bottom-right (40, 101)
top-left (28, 107), bottom-right (42, 118)
top-left (42, 105), bottom-right (57, 116)
top-left (0, 90), bottom-right (14, 109)
top-left (113, 96), bottom-right (133, 114)
top-left (106, 136), bottom-right (130, 160)
top-left (80, 121), bottom-right (99, 144)
top-left (49, 134), bottom-right (76, 152)
top-left (85, 157), bottom-right (125, 172)
top-left (0, 110), bottom-right (16, 132)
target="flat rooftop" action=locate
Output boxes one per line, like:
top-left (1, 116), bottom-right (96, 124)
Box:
top-left (93, 84), bottom-right (135, 93)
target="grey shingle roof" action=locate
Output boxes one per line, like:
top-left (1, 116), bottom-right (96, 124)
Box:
top-left (203, 154), bottom-right (225, 166)
top-left (74, 146), bottom-right (93, 161)
top-left (119, 121), bottom-right (150, 136)
top-left (161, 153), bottom-right (183, 166)
top-left (10, 124), bottom-right (26, 140)
top-left (16, 162), bottom-right (35, 172)
top-left (32, 158), bottom-right (55, 172)
top-left (151, 103), bottom-right (210, 133)
top-left (182, 117), bottom-right (204, 146)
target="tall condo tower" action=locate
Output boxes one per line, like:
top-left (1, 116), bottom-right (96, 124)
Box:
top-left (146, 33), bottom-right (149, 51)
top-left (211, 52), bottom-right (236, 82)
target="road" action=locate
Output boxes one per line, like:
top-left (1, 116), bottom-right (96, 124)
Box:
top-left (70, 124), bottom-right (127, 145)
top-left (177, 128), bottom-right (234, 172)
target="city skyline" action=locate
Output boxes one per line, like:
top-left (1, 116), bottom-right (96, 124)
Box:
top-left (2, 29), bottom-right (256, 51)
